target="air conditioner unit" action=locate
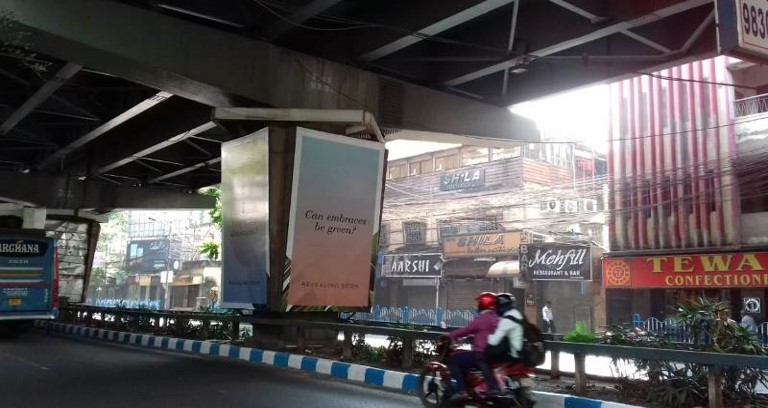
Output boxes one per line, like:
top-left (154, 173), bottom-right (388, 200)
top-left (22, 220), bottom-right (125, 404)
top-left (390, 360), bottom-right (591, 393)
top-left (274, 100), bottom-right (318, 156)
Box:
top-left (581, 199), bottom-right (598, 212)
top-left (541, 199), bottom-right (560, 213)
top-left (564, 200), bottom-right (579, 213)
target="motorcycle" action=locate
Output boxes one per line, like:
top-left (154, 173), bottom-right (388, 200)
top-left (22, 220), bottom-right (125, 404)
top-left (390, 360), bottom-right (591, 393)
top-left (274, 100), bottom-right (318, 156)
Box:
top-left (417, 337), bottom-right (536, 407)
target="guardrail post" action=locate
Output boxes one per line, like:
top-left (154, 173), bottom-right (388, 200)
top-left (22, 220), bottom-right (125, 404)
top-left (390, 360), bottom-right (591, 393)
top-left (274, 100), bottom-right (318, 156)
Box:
top-left (550, 348), bottom-right (561, 380)
top-left (342, 330), bottom-right (353, 360)
top-left (573, 352), bottom-right (586, 395)
top-left (297, 327), bottom-right (306, 352)
top-left (708, 366), bottom-right (723, 408)
top-left (231, 319), bottom-right (240, 342)
top-left (402, 337), bottom-right (414, 370)
top-left (374, 305), bottom-right (381, 321)
top-left (436, 307), bottom-right (443, 326)
top-left (402, 306), bottom-right (410, 324)
top-left (200, 319), bottom-right (210, 340)
top-left (85, 311), bottom-right (93, 327)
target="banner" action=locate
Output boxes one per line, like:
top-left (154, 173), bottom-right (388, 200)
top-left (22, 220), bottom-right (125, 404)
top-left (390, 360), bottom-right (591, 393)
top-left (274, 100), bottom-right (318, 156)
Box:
top-left (220, 129), bottom-right (270, 308)
top-left (520, 244), bottom-right (591, 281)
top-left (285, 128), bottom-right (384, 309)
top-left (382, 253), bottom-right (443, 278)
top-left (443, 232), bottom-right (521, 258)
top-left (604, 252), bottom-right (768, 288)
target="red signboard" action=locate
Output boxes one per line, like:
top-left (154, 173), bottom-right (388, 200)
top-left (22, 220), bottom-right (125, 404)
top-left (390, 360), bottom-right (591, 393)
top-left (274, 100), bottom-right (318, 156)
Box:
top-left (603, 252), bottom-right (768, 288)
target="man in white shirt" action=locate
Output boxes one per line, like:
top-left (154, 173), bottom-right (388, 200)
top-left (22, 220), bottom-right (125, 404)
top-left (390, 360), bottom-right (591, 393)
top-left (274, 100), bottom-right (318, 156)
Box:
top-left (487, 293), bottom-right (524, 363)
top-left (542, 301), bottom-right (555, 333)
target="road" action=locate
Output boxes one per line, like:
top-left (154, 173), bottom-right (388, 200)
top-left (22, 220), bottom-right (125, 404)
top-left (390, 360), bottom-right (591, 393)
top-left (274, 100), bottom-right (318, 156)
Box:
top-left (0, 332), bottom-right (419, 408)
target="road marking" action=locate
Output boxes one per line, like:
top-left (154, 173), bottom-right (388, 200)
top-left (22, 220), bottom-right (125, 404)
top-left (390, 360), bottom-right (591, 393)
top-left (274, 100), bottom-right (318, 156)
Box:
top-left (0, 350), bottom-right (50, 370)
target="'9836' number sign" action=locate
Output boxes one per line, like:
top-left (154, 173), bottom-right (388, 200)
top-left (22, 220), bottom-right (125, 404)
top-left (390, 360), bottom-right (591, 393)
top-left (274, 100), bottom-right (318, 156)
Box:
top-left (739, 0), bottom-right (768, 51)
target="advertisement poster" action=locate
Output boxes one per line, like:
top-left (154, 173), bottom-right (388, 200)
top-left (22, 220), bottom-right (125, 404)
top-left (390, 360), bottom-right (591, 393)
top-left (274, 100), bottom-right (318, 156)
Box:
top-left (604, 252), bottom-right (768, 288)
top-left (285, 128), bottom-right (384, 309)
top-left (220, 129), bottom-right (270, 308)
top-left (520, 243), bottom-right (592, 281)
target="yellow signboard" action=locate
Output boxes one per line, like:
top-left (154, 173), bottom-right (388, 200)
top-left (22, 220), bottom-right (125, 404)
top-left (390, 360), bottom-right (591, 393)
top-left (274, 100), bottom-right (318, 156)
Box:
top-left (443, 232), bottom-right (521, 258)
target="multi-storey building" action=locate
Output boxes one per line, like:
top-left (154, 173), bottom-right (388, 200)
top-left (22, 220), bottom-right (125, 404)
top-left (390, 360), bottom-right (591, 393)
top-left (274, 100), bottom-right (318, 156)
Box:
top-left (378, 143), bottom-right (608, 331)
top-left (603, 57), bottom-right (768, 324)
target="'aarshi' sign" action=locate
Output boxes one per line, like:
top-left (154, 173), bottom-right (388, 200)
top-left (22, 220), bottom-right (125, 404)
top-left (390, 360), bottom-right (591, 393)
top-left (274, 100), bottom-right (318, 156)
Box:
top-left (0, 239), bottom-right (47, 257)
top-left (604, 252), bottom-right (768, 288)
top-left (520, 244), bottom-right (592, 281)
top-left (382, 253), bottom-right (443, 278)
top-left (440, 169), bottom-right (485, 191)
top-left (443, 232), bottom-right (521, 258)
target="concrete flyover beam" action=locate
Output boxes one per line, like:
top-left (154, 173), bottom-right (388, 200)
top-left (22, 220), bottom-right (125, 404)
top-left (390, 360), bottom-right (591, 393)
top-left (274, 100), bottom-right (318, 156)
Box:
top-left (0, 0), bottom-right (539, 143)
top-left (0, 171), bottom-right (215, 210)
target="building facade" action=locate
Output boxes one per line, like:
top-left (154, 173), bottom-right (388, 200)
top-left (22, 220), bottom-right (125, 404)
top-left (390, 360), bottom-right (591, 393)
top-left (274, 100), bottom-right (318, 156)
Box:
top-left (377, 143), bottom-right (608, 331)
top-left (603, 57), bottom-right (768, 324)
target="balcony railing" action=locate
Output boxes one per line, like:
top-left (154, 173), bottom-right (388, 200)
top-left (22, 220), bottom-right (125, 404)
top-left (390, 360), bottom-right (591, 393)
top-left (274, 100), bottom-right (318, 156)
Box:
top-left (735, 94), bottom-right (768, 118)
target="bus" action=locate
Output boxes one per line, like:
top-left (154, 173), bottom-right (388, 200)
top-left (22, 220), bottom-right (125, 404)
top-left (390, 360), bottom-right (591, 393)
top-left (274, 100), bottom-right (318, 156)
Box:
top-left (0, 235), bottom-right (59, 331)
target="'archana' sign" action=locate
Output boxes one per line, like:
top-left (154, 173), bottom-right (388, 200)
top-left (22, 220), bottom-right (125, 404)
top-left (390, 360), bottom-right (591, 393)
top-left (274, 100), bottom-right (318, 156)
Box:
top-left (440, 169), bottom-right (485, 191)
top-left (382, 253), bottom-right (443, 278)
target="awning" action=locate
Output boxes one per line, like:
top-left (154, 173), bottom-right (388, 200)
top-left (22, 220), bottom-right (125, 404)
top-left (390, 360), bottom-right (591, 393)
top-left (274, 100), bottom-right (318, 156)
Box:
top-left (488, 261), bottom-right (520, 277)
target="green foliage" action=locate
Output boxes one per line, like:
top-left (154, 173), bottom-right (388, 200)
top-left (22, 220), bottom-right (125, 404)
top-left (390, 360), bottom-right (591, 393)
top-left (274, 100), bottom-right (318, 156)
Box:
top-left (199, 187), bottom-right (222, 260)
top-left (200, 240), bottom-right (220, 261)
top-left (89, 267), bottom-right (107, 289)
top-left (604, 298), bottom-right (768, 408)
top-left (563, 321), bottom-right (597, 343)
top-left (114, 269), bottom-right (128, 285)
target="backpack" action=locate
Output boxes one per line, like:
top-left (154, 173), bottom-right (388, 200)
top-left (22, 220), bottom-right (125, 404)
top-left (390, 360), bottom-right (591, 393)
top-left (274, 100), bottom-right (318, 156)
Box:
top-left (508, 315), bottom-right (547, 367)
top-left (485, 314), bottom-right (547, 367)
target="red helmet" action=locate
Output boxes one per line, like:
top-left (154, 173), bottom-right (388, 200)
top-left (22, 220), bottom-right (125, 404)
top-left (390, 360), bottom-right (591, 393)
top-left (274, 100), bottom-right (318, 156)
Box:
top-left (477, 292), bottom-right (497, 311)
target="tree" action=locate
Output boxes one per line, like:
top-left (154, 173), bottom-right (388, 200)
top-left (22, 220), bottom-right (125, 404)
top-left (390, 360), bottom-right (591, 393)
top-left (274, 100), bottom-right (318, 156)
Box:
top-left (199, 187), bottom-right (222, 260)
top-left (0, 11), bottom-right (51, 75)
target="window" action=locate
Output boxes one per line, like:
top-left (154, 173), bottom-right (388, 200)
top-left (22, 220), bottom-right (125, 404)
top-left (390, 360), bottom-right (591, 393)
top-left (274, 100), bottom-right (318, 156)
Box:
top-left (409, 158), bottom-right (433, 176)
top-left (461, 147), bottom-right (489, 167)
top-left (661, 176), bottom-right (672, 216)
top-left (682, 173), bottom-right (693, 214)
top-left (435, 154), bottom-right (459, 171)
top-left (705, 170), bottom-right (716, 213)
top-left (491, 147), bottom-right (521, 161)
top-left (660, 85), bottom-right (669, 132)
top-left (642, 179), bottom-right (651, 219)
top-left (379, 223), bottom-right (389, 246)
top-left (403, 222), bottom-right (426, 245)
top-left (387, 164), bottom-right (407, 179)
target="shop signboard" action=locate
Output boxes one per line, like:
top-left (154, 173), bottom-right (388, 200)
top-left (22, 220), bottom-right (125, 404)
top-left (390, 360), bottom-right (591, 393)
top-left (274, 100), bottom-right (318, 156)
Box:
top-left (382, 253), bottom-right (443, 278)
top-left (443, 232), bottom-right (521, 258)
top-left (440, 169), bottom-right (485, 191)
top-left (284, 128), bottom-right (385, 310)
top-left (604, 252), bottom-right (768, 288)
top-left (716, 0), bottom-right (768, 62)
top-left (126, 239), bottom-right (169, 273)
top-left (520, 243), bottom-right (592, 281)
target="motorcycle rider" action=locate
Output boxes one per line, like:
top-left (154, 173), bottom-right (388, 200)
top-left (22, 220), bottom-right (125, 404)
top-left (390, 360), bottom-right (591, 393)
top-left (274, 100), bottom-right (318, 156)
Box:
top-left (487, 293), bottom-right (525, 364)
top-left (444, 292), bottom-right (501, 401)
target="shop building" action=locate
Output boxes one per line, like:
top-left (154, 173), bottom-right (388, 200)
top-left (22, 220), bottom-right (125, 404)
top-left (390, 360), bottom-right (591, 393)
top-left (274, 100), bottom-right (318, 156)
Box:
top-left (377, 143), bottom-right (608, 331)
top-left (604, 57), bottom-right (768, 324)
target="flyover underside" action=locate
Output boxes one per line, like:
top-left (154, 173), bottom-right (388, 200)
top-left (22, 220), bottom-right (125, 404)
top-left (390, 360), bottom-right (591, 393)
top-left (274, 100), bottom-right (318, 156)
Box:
top-left (0, 0), bottom-right (721, 208)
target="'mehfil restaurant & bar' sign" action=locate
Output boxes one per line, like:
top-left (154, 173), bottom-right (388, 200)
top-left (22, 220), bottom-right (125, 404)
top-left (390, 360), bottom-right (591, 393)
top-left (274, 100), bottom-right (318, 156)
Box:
top-left (520, 244), bottom-right (592, 281)
top-left (604, 252), bottom-right (768, 288)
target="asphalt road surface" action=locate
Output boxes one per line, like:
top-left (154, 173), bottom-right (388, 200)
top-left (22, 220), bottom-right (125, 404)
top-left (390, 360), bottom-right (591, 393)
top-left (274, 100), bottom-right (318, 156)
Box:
top-left (0, 331), bottom-right (419, 408)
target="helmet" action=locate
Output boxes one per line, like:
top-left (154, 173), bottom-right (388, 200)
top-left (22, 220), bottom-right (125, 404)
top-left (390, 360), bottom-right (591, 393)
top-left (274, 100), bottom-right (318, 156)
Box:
top-left (477, 292), bottom-right (497, 312)
top-left (496, 293), bottom-right (516, 315)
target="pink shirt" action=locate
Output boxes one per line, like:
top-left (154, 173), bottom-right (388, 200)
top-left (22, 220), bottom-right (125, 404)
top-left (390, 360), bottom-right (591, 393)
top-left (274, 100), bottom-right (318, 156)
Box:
top-left (447, 311), bottom-right (500, 353)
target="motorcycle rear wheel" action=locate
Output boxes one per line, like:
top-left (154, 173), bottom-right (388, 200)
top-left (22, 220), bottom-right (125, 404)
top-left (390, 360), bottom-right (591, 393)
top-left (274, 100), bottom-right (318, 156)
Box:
top-left (418, 366), bottom-right (448, 408)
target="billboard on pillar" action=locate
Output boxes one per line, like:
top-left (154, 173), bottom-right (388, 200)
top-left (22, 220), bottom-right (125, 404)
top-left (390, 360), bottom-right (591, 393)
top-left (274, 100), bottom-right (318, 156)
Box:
top-left (284, 128), bottom-right (384, 311)
top-left (220, 129), bottom-right (270, 309)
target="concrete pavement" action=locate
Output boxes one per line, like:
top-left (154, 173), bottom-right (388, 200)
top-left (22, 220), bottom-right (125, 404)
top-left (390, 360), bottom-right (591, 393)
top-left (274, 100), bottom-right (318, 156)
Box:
top-left (0, 332), bottom-right (417, 408)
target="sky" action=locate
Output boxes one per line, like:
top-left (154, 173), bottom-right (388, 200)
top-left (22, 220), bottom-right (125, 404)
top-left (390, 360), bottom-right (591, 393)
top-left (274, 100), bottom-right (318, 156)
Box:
top-left (385, 84), bottom-right (610, 159)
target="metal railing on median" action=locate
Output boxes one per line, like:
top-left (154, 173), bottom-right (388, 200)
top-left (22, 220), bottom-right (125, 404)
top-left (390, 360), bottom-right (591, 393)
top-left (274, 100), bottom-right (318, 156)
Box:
top-left (54, 305), bottom-right (768, 408)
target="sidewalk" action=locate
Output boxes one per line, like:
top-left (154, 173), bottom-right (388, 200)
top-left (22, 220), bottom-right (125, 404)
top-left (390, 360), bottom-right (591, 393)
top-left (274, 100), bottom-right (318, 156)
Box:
top-left (36, 321), bottom-right (641, 408)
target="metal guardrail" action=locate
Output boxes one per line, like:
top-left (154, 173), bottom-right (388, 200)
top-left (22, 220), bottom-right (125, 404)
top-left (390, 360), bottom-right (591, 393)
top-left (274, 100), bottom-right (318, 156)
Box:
top-left (56, 306), bottom-right (768, 408)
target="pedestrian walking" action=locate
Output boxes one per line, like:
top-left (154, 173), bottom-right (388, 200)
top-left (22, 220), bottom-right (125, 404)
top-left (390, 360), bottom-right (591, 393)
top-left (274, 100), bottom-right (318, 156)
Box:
top-left (542, 301), bottom-right (556, 334)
